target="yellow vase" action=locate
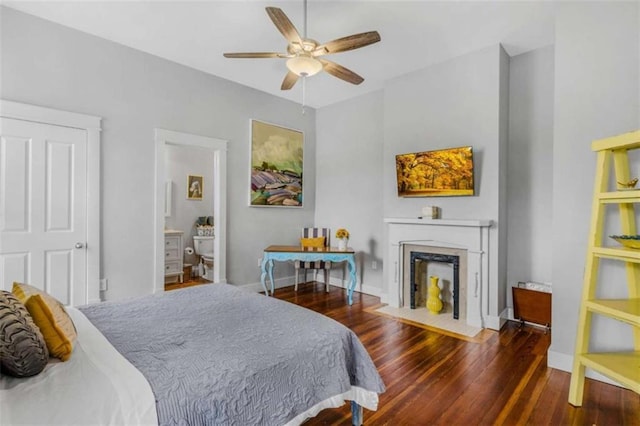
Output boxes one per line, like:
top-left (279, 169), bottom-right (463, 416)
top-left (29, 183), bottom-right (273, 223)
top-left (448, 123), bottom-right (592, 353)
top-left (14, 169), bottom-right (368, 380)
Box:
top-left (426, 275), bottom-right (443, 314)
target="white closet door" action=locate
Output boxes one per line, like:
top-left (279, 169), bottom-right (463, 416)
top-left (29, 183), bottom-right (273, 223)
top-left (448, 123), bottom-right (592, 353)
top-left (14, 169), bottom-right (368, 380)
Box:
top-left (0, 117), bottom-right (87, 305)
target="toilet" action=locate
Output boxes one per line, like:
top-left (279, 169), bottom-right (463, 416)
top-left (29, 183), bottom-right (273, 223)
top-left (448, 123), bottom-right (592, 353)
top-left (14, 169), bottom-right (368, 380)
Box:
top-left (193, 236), bottom-right (214, 281)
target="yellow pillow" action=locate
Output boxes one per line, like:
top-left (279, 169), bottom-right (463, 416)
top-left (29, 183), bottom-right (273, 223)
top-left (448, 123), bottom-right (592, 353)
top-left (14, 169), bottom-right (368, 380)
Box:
top-left (12, 282), bottom-right (77, 361)
top-left (300, 236), bottom-right (326, 248)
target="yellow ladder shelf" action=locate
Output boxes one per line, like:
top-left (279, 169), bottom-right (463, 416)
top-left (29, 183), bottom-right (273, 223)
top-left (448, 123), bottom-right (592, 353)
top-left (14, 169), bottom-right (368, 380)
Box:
top-left (568, 130), bottom-right (640, 406)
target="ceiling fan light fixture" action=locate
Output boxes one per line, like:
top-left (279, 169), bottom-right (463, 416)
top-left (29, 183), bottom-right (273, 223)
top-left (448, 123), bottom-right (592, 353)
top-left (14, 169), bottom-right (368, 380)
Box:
top-left (224, 5), bottom-right (381, 91)
top-left (286, 55), bottom-right (323, 77)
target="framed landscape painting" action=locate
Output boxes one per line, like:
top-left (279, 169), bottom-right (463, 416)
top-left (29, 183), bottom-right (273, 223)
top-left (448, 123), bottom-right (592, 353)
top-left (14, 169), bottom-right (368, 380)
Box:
top-left (396, 146), bottom-right (475, 197)
top-left (250, 120), bottom-right (303, 207)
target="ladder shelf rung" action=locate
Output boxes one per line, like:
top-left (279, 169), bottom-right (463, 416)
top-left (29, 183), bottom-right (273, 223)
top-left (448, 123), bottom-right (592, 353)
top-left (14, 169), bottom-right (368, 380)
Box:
top-left (591, 130), bottom-right (640, 151)
top-left (578, 352), bottom-right (640, 393)
top-left (592, 246), bottom-right (640, 262)
top-left (585, 299), bottom-right (640, 326)
top-left (598, 191), bottom-right (640, 203)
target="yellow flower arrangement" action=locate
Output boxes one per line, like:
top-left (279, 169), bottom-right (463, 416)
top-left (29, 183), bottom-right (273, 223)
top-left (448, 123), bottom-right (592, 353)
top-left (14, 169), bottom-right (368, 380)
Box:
top-left (335, 228), bottom-right (350, 239)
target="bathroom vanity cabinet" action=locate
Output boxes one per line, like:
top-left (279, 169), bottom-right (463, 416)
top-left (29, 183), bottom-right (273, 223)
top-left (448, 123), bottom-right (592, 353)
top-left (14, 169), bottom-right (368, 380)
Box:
top-left (164, 230), bottom-right (184, 283)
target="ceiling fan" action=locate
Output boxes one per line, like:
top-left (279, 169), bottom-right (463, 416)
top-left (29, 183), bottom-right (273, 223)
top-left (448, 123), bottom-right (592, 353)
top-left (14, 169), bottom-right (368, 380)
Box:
top-left (223, 1), bottom-right (381, 90)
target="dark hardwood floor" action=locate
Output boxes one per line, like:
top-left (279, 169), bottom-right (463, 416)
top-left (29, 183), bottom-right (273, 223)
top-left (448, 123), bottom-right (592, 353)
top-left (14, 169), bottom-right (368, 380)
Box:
top-left (165, 277), bottom-right (211, 292)
top-left (272, 282), bottom-right (639, 425)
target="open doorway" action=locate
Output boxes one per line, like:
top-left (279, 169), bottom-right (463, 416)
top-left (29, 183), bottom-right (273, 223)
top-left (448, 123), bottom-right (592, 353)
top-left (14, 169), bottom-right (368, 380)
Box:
top-left (154, 129), bottom-right (227, 294)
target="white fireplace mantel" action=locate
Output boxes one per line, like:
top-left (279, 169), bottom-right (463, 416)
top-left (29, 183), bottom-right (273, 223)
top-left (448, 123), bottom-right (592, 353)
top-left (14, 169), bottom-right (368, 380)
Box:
top-left (383, 217), bottom-right (499, 330)
top-left (384, 217), bottom-right (492, 228)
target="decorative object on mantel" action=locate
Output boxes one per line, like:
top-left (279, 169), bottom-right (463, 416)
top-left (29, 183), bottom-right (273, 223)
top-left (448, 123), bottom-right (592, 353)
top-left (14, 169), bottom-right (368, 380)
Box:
top-left (336, 228), bottom-right (350, 251)
top-left (420, 206), bottom-right (440, 219)
top-left (616, 177), bottom-right (638, 190)
top-left (609, 234), bottom-right (640, 249)
top-left (426, 276), bottom-right (443, 314)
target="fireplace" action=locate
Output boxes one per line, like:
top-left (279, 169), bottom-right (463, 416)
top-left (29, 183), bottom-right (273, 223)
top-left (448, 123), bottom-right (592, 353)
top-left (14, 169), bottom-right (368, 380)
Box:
top-left (403, 244), bottom-right (468, 323)
top-left (384, 218), bottom-right (496, 329)
top-left (410, 251), bottom-right (460, 318)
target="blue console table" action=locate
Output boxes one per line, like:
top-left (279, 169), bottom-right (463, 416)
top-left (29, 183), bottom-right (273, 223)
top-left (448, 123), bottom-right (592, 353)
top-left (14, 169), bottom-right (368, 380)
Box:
top-left (260, 245), bottom-right (358, 305)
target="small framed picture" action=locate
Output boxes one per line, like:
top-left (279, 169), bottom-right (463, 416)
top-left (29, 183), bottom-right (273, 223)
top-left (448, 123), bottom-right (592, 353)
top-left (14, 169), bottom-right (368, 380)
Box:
top-left (187, 175), bottom-right (203, 200)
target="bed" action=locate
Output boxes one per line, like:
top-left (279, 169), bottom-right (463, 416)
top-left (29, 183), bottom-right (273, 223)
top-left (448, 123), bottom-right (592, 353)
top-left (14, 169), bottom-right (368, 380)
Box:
top-left (0, 284), bottom-right (385, 425)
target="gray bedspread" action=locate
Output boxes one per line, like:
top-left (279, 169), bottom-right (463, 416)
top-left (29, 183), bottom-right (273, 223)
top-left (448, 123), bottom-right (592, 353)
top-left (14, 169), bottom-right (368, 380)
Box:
top-left (79, 284), bottom-right (385, 425)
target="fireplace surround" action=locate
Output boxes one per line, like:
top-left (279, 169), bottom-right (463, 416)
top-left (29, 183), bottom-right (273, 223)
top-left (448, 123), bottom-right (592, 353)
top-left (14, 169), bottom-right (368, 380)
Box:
top-left (384, 218), bottom-right (495, 329)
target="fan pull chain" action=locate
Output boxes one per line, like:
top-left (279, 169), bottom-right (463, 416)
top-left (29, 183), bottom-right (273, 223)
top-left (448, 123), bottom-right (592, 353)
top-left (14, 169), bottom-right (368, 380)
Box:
top-left (301, 76), bottom-right (307, 114)
top-left (301, 0), bottom-right (308, 114)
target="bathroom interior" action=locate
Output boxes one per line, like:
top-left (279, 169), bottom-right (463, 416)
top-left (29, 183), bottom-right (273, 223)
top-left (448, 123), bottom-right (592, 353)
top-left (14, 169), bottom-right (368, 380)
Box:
top-left (164, 143), bottom-right (216, 286)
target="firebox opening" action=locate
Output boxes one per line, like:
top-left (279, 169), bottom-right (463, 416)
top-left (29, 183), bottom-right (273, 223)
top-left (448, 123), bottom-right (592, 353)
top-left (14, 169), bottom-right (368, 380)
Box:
top-left (410, 251), bottom-right (460, 319)
top-left (402, 244), bottom-right (469, 325)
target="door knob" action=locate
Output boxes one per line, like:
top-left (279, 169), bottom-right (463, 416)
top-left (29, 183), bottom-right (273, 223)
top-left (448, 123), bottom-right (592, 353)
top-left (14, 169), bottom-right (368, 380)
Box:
top-left (75, 242), bottom-right (84, 249)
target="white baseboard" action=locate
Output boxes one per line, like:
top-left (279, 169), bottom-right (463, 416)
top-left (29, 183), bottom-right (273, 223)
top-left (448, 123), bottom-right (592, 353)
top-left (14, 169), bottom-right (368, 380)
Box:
top-left (239, 282), bottom-right (264, 293)
top-left (505, 307), bottom-right (514, 320)
top-left (481, 307), bottom-right (509, 330)
top-left (240, 276), bottom-right (382, 298)
top-left (361, 285), bottom-right (382, 298)
top-left (483, 315), bottom-right (505, 331)
top-left (327, 276), bottom-right (382, 298)
top-left (239, 276), bottom-right (295, 293)
top-left (547, 349), bottom-right (626, 389)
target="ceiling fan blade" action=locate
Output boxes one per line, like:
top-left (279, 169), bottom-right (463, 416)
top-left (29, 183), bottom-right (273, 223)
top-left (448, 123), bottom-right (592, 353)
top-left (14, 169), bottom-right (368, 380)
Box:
top-left (281, 71), bottom-right (299, 90)
top-left (266, 7), bottom-right (303, 46)
top-left (319, 59), bottom-right (364, 85)
top-left (223, 52), bottom-right (284, 59)
top-left (314, 31), bottom-right (381, 55)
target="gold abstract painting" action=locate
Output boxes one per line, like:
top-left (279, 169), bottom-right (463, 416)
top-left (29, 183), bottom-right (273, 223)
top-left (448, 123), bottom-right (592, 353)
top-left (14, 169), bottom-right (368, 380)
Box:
top-left (396, 146), bottom-right (474, 197)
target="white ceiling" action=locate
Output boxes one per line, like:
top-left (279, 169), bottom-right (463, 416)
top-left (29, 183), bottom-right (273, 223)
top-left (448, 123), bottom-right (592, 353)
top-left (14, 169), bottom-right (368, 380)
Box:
top-left (3, 0), bottom-right (557, 108)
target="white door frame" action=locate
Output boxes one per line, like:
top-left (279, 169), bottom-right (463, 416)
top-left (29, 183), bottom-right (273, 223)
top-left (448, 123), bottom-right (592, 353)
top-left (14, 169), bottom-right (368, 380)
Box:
top-left (0, 100), bottom-right (102, 304)
top-left (154, 129), bottom-right (227, 293)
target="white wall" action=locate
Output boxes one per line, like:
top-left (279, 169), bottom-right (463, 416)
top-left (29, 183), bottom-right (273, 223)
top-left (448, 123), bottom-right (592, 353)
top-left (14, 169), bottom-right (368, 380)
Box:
top-left (506, 46), bottom-right (554, 300)
top-left (315, 46), bottom-right (512, 308)
top-left (382, 45), bottom-right (508, 322)
top-left (0, 7), bottom-right (316, 301)
top-left (164, 144), bottom-right (215, 267)
top-left (498, 47), bottom-right (510, 313)
top-left (316, 42), bottom-right (557, 327)
top-left (315, 91), bottom-right (385, 294)
top-left (549, 1), bottom-right (639, 376)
